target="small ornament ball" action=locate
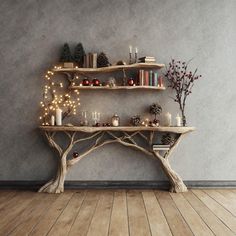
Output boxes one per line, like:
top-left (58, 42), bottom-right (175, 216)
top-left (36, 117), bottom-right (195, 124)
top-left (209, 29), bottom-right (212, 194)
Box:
top-left (73, 152), bottom-right (79, 158)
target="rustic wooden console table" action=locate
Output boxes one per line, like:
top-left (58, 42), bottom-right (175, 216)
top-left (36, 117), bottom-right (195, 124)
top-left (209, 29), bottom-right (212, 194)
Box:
top-left (39, 126), bottom-right (195, 194)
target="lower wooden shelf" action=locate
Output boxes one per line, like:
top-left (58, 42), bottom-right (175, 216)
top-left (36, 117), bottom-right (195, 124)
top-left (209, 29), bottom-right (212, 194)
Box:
top-left (69, 85), bottom-right (166, 90)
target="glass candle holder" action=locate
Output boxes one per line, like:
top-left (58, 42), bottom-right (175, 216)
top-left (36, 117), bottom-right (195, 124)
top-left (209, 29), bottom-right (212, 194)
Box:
top-left (112, 114), bottom-right (120, 127)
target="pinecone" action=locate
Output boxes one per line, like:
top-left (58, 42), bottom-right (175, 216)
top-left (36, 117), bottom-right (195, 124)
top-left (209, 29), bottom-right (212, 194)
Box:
top-left (161, 133), bottom-right (175, 146)
top-left (97, 52), bottom-right (110, 68)
top-left (130, 115), bottom-right (141, 126)
top-left (150, 103), bottom-right (162, 115)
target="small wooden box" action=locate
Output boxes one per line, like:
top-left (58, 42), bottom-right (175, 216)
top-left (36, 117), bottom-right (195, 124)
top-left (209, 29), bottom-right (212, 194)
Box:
top-left (63, 62), bottom-right (74, 68)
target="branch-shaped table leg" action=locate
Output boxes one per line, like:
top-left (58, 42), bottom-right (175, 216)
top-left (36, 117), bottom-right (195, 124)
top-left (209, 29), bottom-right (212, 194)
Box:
top-left (39, 132), bottom-right (75, 193)
top-left (152, 134), bottom-right (187, 193)
top-left (39, 129), bottom-right (189, 193)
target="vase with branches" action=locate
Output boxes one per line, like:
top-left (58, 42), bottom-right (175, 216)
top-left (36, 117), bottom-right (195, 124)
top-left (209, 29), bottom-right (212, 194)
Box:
top-left (164, 59), bottom-right (202, 126)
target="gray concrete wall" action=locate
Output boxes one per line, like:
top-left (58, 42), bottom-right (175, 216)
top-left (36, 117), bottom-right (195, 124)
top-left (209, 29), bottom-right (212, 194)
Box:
top-left (0, 0), bottom-right (236, 181)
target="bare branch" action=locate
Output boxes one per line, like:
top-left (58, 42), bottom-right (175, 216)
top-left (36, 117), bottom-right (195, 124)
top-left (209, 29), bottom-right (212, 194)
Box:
top-left (73, 131), bottom-right (102, 144)
top-left (45, 132), bottom-right (63, 156)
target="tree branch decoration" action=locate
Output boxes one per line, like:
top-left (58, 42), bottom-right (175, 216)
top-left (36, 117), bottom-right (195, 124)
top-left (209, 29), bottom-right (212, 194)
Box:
top-left (164, 59), bottom-right (202, 126)
top-left (38, 128), bottom-right (193, 194)
top-left (39, 68), bottom-right (80, 125)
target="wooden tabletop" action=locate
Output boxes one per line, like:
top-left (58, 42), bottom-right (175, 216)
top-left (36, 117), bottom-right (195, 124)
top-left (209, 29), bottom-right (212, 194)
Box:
top-left (39, 126), bottom-right (195, 134)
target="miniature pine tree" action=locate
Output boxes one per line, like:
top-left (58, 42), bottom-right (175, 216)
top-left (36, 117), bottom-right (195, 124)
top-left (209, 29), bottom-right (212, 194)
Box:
top-left (74, 43), bottom-right (85, 66)
top-left (97, 52), bottom-right (110, 67)
top-left (59, 43), bottom-right (73, 62)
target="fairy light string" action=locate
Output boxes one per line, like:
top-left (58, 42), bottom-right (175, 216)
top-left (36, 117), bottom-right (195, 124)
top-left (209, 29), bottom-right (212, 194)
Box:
top-left (39, 65), bottom-right (80, 125)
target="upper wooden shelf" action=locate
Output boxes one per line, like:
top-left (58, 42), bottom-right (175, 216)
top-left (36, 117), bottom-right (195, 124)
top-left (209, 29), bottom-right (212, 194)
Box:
top-left (53, 63), bottom-right (165, 74)
top-left (69, 85), bottom-right (166, 90)
top-left (40, 126), bottom-right (195, 134)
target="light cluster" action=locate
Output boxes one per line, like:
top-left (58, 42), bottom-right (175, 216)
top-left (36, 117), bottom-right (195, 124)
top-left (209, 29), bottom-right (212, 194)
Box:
top-left (39, 66), bottom-right (80, 125)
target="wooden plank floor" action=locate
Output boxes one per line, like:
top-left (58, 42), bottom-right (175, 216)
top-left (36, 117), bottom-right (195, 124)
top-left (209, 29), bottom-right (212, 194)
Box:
top-left (0, 189), bottom-right (236, 236)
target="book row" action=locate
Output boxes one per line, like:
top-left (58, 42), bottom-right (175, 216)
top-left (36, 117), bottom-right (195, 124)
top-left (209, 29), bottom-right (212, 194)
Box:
top-left (83, 53), bottom-right (97, 68)
top-left (138, 70), bottom-right (164, 87)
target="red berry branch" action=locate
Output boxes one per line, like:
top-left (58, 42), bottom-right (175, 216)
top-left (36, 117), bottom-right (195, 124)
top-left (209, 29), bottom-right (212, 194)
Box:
top-left (164, 59), bottom-right (202, 126)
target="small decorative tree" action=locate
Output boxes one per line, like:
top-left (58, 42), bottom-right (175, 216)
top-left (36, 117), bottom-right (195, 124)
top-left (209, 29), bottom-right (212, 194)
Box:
top-left (150, 103), bottom-right (162, 124)
top-left (97, 52), bottom-right (110, 67)
top-left (165, 59), bottom-right (202, 126)
top-left (60, 43), bottom-right (73, 62)
top-left (74, 43), bottom-right (85, 66)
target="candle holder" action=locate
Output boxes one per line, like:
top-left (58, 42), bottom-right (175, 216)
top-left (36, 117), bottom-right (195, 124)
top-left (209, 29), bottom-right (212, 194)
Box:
top-left (135, 52), bottom-right (138, 63)
top-left (129, 52), bottom-right (132, 64)
top-left (92, 111), bottom-right (100, 125)
top-left (81, 111), bottom-right (88, 126)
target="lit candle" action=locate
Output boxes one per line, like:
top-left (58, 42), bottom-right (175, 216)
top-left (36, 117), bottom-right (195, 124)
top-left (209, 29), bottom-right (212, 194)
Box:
top-left (51, 115), bottom-right (55, 126)
top-left (176, 114), bottom-right (181, 127)
top-left (135, 47), bottom-right (138, 53)
top-left (56, 108), bottom-right (62, 126)
top-left (165, 112), bottom-right (172, 126)
top-left (129, 45), bottom-right (132, 53)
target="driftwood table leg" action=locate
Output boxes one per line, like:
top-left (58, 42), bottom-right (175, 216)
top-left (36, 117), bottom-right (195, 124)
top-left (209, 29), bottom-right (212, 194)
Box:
top-left (39, 129), bottom-right (192, 194)
top-left (153, 152), bottom-right (187, 192)
top-left (38, 132), bottom-right (74, 193)
top-left (153, 134), bottom-right (187, 193)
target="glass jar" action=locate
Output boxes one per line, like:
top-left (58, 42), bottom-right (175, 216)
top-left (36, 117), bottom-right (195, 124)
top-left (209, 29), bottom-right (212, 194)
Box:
top-left (112, 114), bottom-right (120, 127)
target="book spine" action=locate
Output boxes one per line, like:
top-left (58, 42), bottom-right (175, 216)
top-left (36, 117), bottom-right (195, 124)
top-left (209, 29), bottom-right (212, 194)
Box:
top-left (153, 145), bottom-right (170, 148)
top-left (138, 70), bottom-right (141, 85)
top-left (149, 71), bottom-right (153, 86)
top-left (92, 53), bottom-right (97, 68)
top-left (83, 55), bottom-right (87, 68)
top-left (90, 53), bottom-right (93, 68)
top-left (86, 54), bottom-right (90, 68)
top-left (145, 71), bottom-right (149, 86)
top-left (153, 148), bottom-right (170, 151)
top-left (154, 73), bottom-right (158, 86)
top-left (158, 76), bottom-right (163, 87)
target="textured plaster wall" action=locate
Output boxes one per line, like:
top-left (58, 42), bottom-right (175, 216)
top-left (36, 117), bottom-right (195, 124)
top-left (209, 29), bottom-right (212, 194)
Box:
top-left (0, 0), bottom-right (236, 181)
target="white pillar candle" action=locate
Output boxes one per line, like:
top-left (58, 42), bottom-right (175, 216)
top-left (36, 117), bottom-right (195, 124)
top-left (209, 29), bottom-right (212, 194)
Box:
top-left (176, 114), bottom-right (181, 127)
top-left (165, 112), bottom-right (172, 126)
top-left (129, 45), bottom-right (132, 53)
top-left (56, 108), bottom-right (62, 126)
top-left (51, 115), bottom-right (55, 126)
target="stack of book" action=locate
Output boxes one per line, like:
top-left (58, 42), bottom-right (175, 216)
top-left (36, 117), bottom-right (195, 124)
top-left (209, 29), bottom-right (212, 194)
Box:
top-left (153, 144), bottom-right (170, 151)
top-left (83, 53), bottom-right (97, 68)
top-left (138, 70), bottom-right (164, 87)
top-left (139, 56), bottom-right (156, 63)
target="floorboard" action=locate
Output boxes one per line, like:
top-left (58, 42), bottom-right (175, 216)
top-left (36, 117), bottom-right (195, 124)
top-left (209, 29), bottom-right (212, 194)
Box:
top-left (29, 191), bottom-right (74, 236)
top-left (142, 190), bottom-right (172, 236)
top-left (0, 189), bottom-right (236, 236)
top-left (69, 190), bottom-right (101, 236)
top-left (170, 192), bottom-right (214, 236)
top-left (109, 190), bottom-right (129, 236)
top-left (127, 190), bottom-right (151, 236)
top-left (86, 190), bottom-right (113, 236)
top-left (192, 189), bottom-right (236, 234)
top-left (184, 190), bottom-right (235, 236)
top-left (155, 190), bottom-right (193, 236)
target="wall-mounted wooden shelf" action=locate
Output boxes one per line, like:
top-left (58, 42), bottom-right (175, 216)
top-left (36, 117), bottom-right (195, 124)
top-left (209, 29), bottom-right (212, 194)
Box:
top-left (53, 63), bottom-right (165, 74)
top-left (69, 85), bottom-right (166, 90)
